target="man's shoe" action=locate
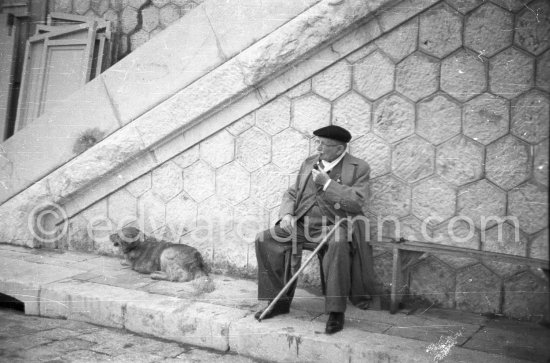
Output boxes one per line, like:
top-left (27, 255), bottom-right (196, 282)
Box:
top-left (325, 312), bottom-right (344, 334)
top-left (254, 301), bottom-right (290, 321)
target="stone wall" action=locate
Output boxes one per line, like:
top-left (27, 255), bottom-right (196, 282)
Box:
top-left (20, 0), bottom-right (550, 320)
top-left (48, 0), bottom-right (204, 59)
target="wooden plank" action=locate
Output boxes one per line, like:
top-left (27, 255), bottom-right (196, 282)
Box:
top-left (390, 247), bottom-right (401, 314)
top-left (28, 23), bottom-right (89, 42)
top-left (0, 14), bottom-right (17, 141)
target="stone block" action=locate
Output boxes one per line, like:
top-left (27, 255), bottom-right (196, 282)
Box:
top-left (173, 144), bottom-right (200, 169)
top-left (463, 93), bottom-right (509, 145)
top-left (368, 175), bottom-right (411, 218)
top-left (200, 130), bottom-right (235, 168)
top-left (142, 5), bottom-right (160, 32)
top-left (353, 51), bottom-right (395, 101)
top-left (183, 161), bottom-right (215, 202)
top-left (483, 260), bottom-right (528, 279)
top-left (486, 135), bottom-right (531, 190)
top-left (372, 94), bottom-right (415, 143)
top-left (441, 49), bottom-right (487, 102)
top-left (152, 0), bottom-right (170, 7)
top-left (127, 0), bottom-right (148, 8)
top-left (482, 222), bottom-right (527, 256)
top-left (91, 0), bottom-right (109, 15)
top-left (375, 18), bottom-right (418, 63)
top-left (536, 49), bottom-right (550, 92)
top-left (489, 47), bottom-right (534, 99)
top-left (312, 61), bottom-right (351, 101)
top-left (151, 162), bottom-right (183, 202)
top-left (412, 177), bottom-right (456, 226)
top-left (0, 280), bottom-right (40, 315)
top-left (227, 113), bottom-right (256, 136)
top-left (291, 94), bottom-right (331, 134)
top-left (432, 218), bottom-right (481, 250)
top-left (514, 0), bottom-right (550, 55)
top-left (74, 0), bottom-right (91, 15)
top-left (377, 0), bottom-right (438, 32)
top-left (530, 228), bottom-right (548, 260)
top-left (65, 213), bottom-right (95, 253)
top-left (216, 162), bottom-right (251, 205)
top-left (508, 182), bottom-right (548, 234)
top-left (419, 3), bottom-right (462, 58)
top-left (446, 0), bottom-right (483, 13)
top-left (490, 0), bottom-right (525, 12)
top-left (236, 127), bottom-right (271, 172)
top-left (107, 188), bottom-right (138, 229)
top-left (409, 257), bottom-right (455, 308)
top-left (125, 172), bottom-right (152, 197)
top-left (272, 128), bottom-right (309, 173)
top-left (331, 91), bottom-right (371, 138)
top-left (435, 135), bottom-right (483, 185)
top-left (137, 191), bottom-right (166, 234)
top-left (511, 90), bottom-right (549, 144)
top-left (197, 196), bottom-right (235, 237)
top-left (456, 264), bottom-right (501, 314)
top-left (284, 80), bottom-right (311, 99)
top-left (53, 0), bottom-right (72, 12)
top-left (125, 299), bottom-right (245, 351)
top-left (255, 97), bottom-right (290, 135)
top-left (457, 180), bottom-right (506, 229)
top-left (465, 3), bottom-right (513, 57)
top-left (165, 193), bottom-right (197, 239)
top-left (349, 133), bottom-right (391, 178)
top-left (534, 139), bottom-right (549, 187)
top-left (159, 4), bottom-right (180, 27)
top-left (233, 198), bottom-right (269, 243)
top-left (392, 135), bottom-right (435, 183)
top-left (503, 271), bottom-right (549, 320)
top-left (250, 163), bottom-right (290, 210)
top-left (121, 6), bottom-right (139, 34)
top-left (417, 94), bottom-right (461, 145)
top-left (395, 52), bottom-right (439, 102)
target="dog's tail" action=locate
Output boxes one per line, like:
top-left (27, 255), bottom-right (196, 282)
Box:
top-left (195, 250), bottom-right (211, 276)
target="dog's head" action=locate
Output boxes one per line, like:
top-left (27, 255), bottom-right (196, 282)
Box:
top-left (110, 226), bottom-right (143, 253)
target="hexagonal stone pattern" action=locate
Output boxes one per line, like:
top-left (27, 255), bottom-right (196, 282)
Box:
top-left (216, 162), bottom-right (251, 205)
top-left (447, 0), bottom-right (483, 14)
top-left (130, 30), bottom-right (150, 51)
top-left (121, 6), bottom-right (139, 34)
top-left (250, 163), bottom-right (289, 209)
top-left (409, 257), bottom-right (455, 308)
top-left (372, 94), bottom-right (415, 143)
top-left (312, 61), bottom-right (352, 101)
top-left (503, 271), bottom-right (549, 319)
top-left (183, 161), bottom-right (215, 202)
top-left (108, 188), bottom-right (138, 228)
top-left (435, 135), bottom-right (483, 185)
top-left (465, 3), bottom-right (513, 57)
top-left (463, 93), bottom-right (509, 145)
top-left (457, 180), bottom-right (506, 229)
top-left (489, 47), bottom-right (534, 99)
top-left (395, 53), bottom-right (439, 102)
top-left (412, 177), bottom-right (456, 226)
top-left (530, 229), bottom-right (549, 260)
top-left (196, 195), bottom-right (234, 236)
top-left (255, 97), bottom-right (290, 135)
top-left (417, 94), bottom-right (461, 145)
top-left (432, 217), bottom-right (480, 250)
top-left (284, 79), bottom-right (311, 99)
top-left (486, 135), bottom-right (531, 190)
top-left (227, 113), bottom-right (255, 136)
top-left (233, 198), bottom-right (270, 243)
top-left (53, 0), bottom-right (72, 13)
top-left (236, 127), bottom-right (271, 172)
top-left (200, 130), bottom-right (235, 168)
top-left (368, 175), bottom-right (411, 218)
top-left (536, 49), bottom-right (550, 92)
top-left (173, 144), bottom-right (199, 169)
top-left (350, 133), bottom-right (391, 178)
top-left (514, 0), bottom-right (550, 55)
top-left (483, 221), bottom-right (527, 256)
top-left (419, 3), bottom-right (463, 58)
top-left (91, 0), bottom-right (109, 15)
top-left (353, 51), bottom-right (395, 101)
top-left (272, 128), bottom-right (309, 173)
top-left (441, 49), bottom-right (487, 102)
top-left (73, 0), bottom-right (91, 15)
top-left (508, 182), bottom-right (548, 234)
top-left (456, 264), bottom-right (501, 313)
top-left (392, 135), bottom-right (435, 183)
top-left (125, 172), bottom-right (152, 197)
top-left (151, 162), bottom-right (182, 202)
top-left (511, 90), bottom-right (549, 144)
top-left (490, 0), bottom-right (526, 12)
top-left (165, 193), bottom-right (197, 239)
top-left (331, 91), bottom-right (371, 138)
top-left (137, 191), bottom-right (166, 234)
top-left (141, 5), bottom-right (160, 32)
top-left (159, 4), bottom-right (180, 27)
top-left (292, 94), bottom-right (331, 135)
top-left (534, 139), bottom-right (549, 186)
top-left (375, 18), bottom-right (418, 63)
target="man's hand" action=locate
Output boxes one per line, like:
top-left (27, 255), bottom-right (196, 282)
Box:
top-left (280, 214), bottom-right (296, 234)
top-left (312, 168), bottom-right (330, 186)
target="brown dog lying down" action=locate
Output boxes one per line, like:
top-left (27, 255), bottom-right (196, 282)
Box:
top-left (110, 227), bottom-right (209, 282)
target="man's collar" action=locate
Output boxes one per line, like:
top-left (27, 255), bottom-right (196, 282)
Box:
top-left (319, 152), bottom-right (347, 173)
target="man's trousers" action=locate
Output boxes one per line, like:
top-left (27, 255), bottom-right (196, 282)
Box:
top-left (255, 221), bottom-right (352, 313)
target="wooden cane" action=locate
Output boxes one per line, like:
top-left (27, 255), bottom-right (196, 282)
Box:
top-left (258, 217), bottom-right (349, 322)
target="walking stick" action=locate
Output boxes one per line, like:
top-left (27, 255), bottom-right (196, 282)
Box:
top-left (258, 217), bottom-right (349, 322)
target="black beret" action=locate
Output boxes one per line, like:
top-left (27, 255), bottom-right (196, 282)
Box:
top-left (313, 125), bottom-right (352, 143)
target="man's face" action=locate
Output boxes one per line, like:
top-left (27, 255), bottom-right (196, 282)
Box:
top-left (315, 137), bottom-right (344, 162)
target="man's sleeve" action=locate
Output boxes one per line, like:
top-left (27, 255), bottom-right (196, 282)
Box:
top-left (322, 162), bottom-right (370, 214)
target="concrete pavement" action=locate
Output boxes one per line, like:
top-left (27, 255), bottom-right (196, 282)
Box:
top-left (0, 244), bottom-right (548, 362)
